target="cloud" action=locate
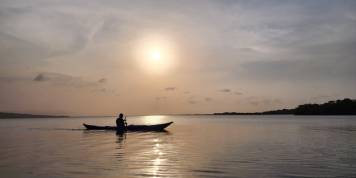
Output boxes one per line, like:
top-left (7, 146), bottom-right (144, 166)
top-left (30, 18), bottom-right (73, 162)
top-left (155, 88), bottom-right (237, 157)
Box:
top-left (91, 88), bottom-right (117, 95)
top-left (97, 78), bottom-right (107, 83)
top-left (219, 89), bottom-right (243, 95)
top-left (1, 0), bottom-right (356, 114)
top-left (239, 53), bottom-right (356, 82)
top-left (155, 96), bottom-right (167, 101)
top-left (33, 73), bottom-right (48, 82)
top-left (33, 72), bottom-right (103, 88)
top-left (219, 89), bottom-right (231, 93)
top-left (164, 87), bottom-right (176, 91)
top-left (0, 5), bottom-right (90, 60)
top-left (234, 92), bottom-right (243, 95)
top-left (188, 100), bottom-right (197, 104)
top-left (205, 97), bottom-right (212, 102)
top-left (0, 32), bottom-right (51, 66)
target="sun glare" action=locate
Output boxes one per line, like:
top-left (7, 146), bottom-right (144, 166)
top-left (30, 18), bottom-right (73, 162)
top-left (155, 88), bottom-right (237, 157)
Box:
top-left (134, 34), bottom-right (176, 74)
top-left (150, 50), bottom-right (161, 61)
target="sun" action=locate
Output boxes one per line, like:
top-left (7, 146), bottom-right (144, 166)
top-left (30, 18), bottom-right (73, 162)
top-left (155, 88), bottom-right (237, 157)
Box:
top-left (150, 50), bottom-right (161, 61)
top-left (133, 34), bottom-right (177, 74)
top-left (145, 48), bottom-right (167, 73)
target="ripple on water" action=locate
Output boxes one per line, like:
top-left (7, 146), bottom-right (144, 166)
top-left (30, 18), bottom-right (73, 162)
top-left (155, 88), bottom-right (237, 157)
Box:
top-left (1, 116), bottom-right (356, 178)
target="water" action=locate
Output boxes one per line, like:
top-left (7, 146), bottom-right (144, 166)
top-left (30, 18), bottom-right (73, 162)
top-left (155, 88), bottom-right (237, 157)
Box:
top-left (0, 115), bottom-right (356, 178)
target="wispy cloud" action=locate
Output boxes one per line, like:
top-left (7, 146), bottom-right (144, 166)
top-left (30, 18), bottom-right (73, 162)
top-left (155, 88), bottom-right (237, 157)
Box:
top-left (33, 72), bottom-right (104, 88)
top-left (205, 97), bottom-right (212, 102)
top-left (219, 89), bottom-right (231, 93)
top-left (234, 92), bottom-right (243, 95)
top-left (164, 87), bottom-right (176, 91)
top-left (33, 73), bottom-right (49, 82)
top-left (97, 78), bottom-right (107, 84)
top-left (0, 0), bottom-right (355, 114)
top-left (155, 96), bottom-right (167, 101)
top-left (188, 100), bottom-right (197, 104)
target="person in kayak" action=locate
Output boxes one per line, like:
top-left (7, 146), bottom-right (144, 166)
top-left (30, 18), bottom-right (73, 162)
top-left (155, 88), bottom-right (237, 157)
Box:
top-left (116, 113), bottom-right (127, 132)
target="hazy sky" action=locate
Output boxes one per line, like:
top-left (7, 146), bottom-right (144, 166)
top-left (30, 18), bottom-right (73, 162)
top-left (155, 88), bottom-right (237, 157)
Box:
top-left (1, 0), bottom-right (355, 115)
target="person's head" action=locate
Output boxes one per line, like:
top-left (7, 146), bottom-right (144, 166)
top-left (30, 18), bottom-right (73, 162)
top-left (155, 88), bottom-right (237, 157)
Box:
top-left (118, 113), bottom-right (124, 118)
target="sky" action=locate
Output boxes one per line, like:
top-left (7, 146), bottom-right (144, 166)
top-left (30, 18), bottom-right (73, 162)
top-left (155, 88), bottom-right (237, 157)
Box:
top-left (0, 0), bottom-right (355, 116)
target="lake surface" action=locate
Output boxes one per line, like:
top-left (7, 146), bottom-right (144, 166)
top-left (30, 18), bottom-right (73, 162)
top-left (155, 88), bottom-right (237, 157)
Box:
top-left (0, 115), bottom-right (356, 178)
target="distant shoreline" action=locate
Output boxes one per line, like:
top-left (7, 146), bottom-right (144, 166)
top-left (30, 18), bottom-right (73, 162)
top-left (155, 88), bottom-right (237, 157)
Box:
top-left (1, 98), bottom-right (355, 118)
top-left (0, 112), bottom-right (69, 119)
top-left (214, 98), bottom-right (356, 116)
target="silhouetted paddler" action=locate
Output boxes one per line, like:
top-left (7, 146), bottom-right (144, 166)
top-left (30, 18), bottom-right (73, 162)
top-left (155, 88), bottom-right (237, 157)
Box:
top-left (116, 113), bottom-right (127, 132)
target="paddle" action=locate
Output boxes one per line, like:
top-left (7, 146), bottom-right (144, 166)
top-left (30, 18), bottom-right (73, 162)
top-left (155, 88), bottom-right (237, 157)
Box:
top-left (124, 116), bottom-right (128, 127)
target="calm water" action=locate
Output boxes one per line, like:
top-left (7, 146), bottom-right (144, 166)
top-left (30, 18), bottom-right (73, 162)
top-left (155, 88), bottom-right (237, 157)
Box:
top-left (0, 115), bottom-right (356, 178)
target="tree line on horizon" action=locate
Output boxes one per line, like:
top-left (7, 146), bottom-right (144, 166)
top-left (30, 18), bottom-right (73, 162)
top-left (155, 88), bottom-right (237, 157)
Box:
top-left (215, 98), bottom-right (356, 115)
top-left (1, 98), bottom-right (355, 118)
top-left (0, 112), bottom-right (68, 118)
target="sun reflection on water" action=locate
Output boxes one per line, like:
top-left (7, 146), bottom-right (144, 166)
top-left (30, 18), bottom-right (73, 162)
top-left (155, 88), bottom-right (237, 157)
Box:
top-left (151, 137), bottom-right (165, 177)
top-left (142, 115), bottom-right (167, 125)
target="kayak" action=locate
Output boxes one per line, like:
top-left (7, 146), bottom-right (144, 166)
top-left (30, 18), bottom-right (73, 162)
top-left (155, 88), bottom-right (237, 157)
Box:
top-left (83, 122), bottom-right (173, 132)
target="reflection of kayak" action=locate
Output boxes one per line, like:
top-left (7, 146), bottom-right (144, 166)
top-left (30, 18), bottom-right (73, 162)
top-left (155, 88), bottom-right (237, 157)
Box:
top-left (83, 122), bottom-right (173, 131)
